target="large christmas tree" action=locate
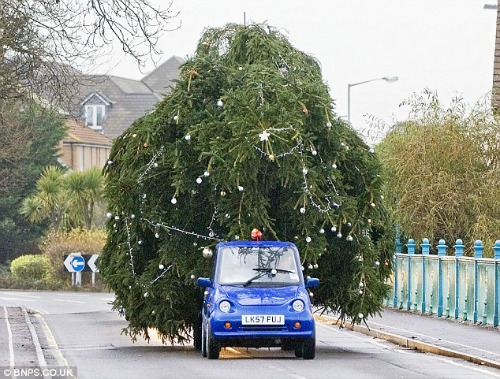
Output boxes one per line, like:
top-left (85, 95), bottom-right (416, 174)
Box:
top-left (101, 23), bottom-right (394, 344)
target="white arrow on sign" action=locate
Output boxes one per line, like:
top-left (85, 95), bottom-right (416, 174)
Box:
top-left (71, 256), bottom-right (85, 270)
top-left (88, 254), bottom-right (100, 273)
top-left (63, 253), bottom-right (81, 273)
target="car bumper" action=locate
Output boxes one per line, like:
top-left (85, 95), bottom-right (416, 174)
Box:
top-left (210, 313), bottom-right (315, 347)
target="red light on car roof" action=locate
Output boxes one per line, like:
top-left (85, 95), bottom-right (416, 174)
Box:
top-left (251, 229), bottom-right (262, 240)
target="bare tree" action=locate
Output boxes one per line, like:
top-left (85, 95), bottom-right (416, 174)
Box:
top-left (0, 0), bottom-right (179, 105)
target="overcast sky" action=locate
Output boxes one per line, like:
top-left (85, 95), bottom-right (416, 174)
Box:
top-left (103, 0), bottom-right (497, 137)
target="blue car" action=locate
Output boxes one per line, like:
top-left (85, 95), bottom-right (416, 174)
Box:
top-left (197, 239), bottom-right (319, 359)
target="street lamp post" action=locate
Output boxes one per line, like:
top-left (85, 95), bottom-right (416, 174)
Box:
top-left (347, 76), bottom-right (399, 125)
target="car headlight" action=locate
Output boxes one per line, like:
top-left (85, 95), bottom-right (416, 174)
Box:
top-left (219, 300), bottom-right (231, 313)
top-left (292, 299), bottom-right (304, 312)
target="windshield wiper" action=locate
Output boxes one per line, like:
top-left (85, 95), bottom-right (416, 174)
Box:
top-left (243, 271), bottom-right (267, 287)
top-left (243, 267), bottom-right (294, 287)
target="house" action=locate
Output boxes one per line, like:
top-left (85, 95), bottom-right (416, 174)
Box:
top-left (59, 118), bottom-right (113, 171)
top-left (73, 56), bottom-right (184, 139)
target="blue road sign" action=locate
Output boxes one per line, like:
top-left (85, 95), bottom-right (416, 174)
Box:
top-left (71, 255), bottom-right (86, 272)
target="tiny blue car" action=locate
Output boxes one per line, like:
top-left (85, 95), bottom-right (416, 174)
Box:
top-left (197, 236), bottom-right (319, 359)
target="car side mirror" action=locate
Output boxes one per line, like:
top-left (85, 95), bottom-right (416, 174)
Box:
top-left (197, 277), bottom-right (212, 288)
top-left (305, 278), bottom-right (319, 288)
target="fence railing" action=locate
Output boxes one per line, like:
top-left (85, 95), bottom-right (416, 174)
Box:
top-left (385, 238), bottom-right (500, 327)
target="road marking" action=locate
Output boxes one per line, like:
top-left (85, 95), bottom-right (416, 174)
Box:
top-left (22, 307), bottom-right (49, 379)
top-left (0, 297), bottom-right (36, 302)
top-left (34, 313), bottom-right (71, 369)
top-left (0, 292), bottom-right (41, 299)
top-left (368, 320), bottom-right (500, 359)
top-left (435, 356), bottom-right (500, 377)
top-left (53, 298), bottom-right (86, 304)
top-left (3, 306), bottom-right (15, 367)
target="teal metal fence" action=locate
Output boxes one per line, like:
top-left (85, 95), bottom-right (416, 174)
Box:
top-left (386, 238), bottom-right (500, 327)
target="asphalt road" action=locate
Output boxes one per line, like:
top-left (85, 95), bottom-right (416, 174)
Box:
top-left (1, 290), bottom-right (500, 379)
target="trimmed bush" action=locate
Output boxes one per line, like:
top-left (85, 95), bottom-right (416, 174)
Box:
top-left (10, 254), bottom-right (50, 281)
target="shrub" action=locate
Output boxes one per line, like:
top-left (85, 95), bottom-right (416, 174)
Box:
top-left (10, 254), bottom-right (49, 281)
top-left (41, 229), bottom-right (107, 288)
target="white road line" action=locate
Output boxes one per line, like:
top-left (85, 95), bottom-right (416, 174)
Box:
top-left (3, 306), bottom-right (15, 367)
top-left (435, 356), bottom-right (500, 378)
top-left (0, 293), bottom-right (41, 299)
top-left (22, 307), bottom-right (49, 379)
top-left (52, 299), bottom-right (86, 304)
top-left (34, 313), bottom-right (71, 368)
top-left (0, 297), bottom-right (36, 302)
top-left (368, 320), bottom-right (500, 359)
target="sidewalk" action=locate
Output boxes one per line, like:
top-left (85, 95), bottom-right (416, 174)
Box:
top-left (316, 307), bottom-right (500, 369)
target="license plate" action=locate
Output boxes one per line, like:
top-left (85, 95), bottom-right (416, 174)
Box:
top-left (242, 315), bottom-right (285, 325)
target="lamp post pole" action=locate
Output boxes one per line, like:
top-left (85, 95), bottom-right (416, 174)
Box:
top-left (347, 76), bottom-right (399, 125)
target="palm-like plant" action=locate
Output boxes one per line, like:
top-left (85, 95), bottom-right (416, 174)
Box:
top-left (65, 167), bottom-right (104, 229)
top-left (22, 166), bottom-right (106, 232)
top-left (21, 166), bottom-right (66, 234)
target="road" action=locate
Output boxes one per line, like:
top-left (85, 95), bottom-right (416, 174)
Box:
top-left (1, 290), bottom-right (500, 379)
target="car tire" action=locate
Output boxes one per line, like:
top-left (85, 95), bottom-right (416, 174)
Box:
top-left (294, 344), bottom-right (303, 358)
top-left (194, 312), bottom-right (202, 351)
top-left (302, 333), bottom-right (316, 360)
top-left (201, 322), bottom-right (207, 357)
top-left (207, 323), bottom-right (220, 359)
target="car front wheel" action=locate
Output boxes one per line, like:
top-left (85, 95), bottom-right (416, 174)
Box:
top-left (302, 333), bottom-right (316, 360)
top-left (201, 322), bottom-right (207, 357)
top-left (207, 323), bottom-right (220, 359)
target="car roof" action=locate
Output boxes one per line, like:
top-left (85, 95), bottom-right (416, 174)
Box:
top-left (216, 240), bottom-right (297, 249)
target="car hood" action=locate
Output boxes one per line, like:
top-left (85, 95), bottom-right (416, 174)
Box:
top-left (221, 285), bottom-right (299, 306)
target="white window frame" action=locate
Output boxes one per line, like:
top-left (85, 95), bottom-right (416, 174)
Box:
top-left (85, 104), bottom-right (106, 131)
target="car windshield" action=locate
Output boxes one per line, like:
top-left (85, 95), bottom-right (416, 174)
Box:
top-left (218, 245), bottom-right (300, 286)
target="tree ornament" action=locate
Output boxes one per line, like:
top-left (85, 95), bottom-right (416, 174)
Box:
top-left (302, 167), bottom-right (308, 175)
top-left (204, 171), bottom-right (210, 177)
top-left (159, 264), bottom-right (164, 270)
top-left (268, 154), bottom-right (275, 161)
top-left (220, 190), bottom-right (226, 197)
top-left (319, 228), bottom-right (325, 234)
top-left (114, 216), bottom-right (120, 220)
top-left (259, 130), bottom-right (270, 141)
top-left (171, 198), bottom-right (177, 204)
top-left (326, 121), bottom-right (332, 127)
top-left (331, 226), bottom-right (337, 232)
top-left (306, 236), bottom-right (311, 243)
top-left (130, 214), bottom-right (136, 219)
top-left (202, 247), bottom-right (213, 258)
top-left (217, 99), bottom-right (223, 107)
top-left (332, 163), bottom-right (337, 169)
top-left (238, 186), bottom-right (244, 192)
top-left (106, 212), bottom-right (113, 218)
top-left (107, 160), bottom-right (113, 165)
top-left (196, 177), bottom-right (202, 184)
top-left (337, 232), bottom-right (342, 238)
top-left (184, 134), bottom-right (191, 141)
top-left (299, 207), bottom-right (306, 214)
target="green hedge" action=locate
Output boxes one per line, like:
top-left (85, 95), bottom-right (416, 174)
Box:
top-left (10, 254), bottom-right (50, 281)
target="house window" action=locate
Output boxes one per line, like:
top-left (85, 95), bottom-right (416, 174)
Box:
top-left (85, 104), bottom-right (105, 131)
